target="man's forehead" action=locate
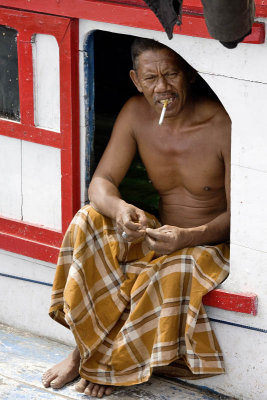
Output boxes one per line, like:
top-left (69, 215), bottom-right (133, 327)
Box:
top-left (136, 48), bottom-right (185, 71)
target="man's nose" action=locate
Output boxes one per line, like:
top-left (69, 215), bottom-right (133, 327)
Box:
top-left (154, 75), bottom-right (170, 92)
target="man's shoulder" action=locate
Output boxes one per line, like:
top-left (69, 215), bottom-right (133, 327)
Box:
top-left (120, 95), bottom-right (151, 133)
top-left (196, 96), bottom-right (231, 131)
top-left (123, 95), bottom-right (146, 112)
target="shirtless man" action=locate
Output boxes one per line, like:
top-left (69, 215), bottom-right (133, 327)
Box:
top-left (42, 38), bottom-right (230, 398)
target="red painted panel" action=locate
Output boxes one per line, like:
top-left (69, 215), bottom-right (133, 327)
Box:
top-left (203, 289), bottom-right (258, 316)
top-left (112, 0), bottom-right (203, 13)
top-left (0, 217), bottom-right (62, 247)
top-left (0, 119), bottom-right (62, 148)
top-left (107, 0), bottom-right (267, 17)
top-left (59, 19), bottom-right (81, 232)
top-left (0, 232), bottom-right (59, 263)
top-left (0, 1), bottom-right (265, 42)
top-left (17, 32), bottom-right (35, 126)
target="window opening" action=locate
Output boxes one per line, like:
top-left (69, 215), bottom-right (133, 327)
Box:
top-left (0, 25), bottom-right (20, 121)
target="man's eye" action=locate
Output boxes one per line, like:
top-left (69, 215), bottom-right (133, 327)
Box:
top-left (145, 76), bottom-right (155, 80)
top-left (166, 72), bottom-right (178, 78)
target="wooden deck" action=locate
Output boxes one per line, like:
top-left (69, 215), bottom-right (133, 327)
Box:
top-left (0, 323), bottom-right (234, 400)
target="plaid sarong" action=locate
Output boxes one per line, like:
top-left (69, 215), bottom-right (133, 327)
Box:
top-left (49, 205), bottom-right (230, 386)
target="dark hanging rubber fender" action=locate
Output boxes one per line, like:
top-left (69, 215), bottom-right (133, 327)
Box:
top-left (142, 0), bottom-right (255, 48)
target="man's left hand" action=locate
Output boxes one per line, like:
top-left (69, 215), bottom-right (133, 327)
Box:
top-left (145, 225), bottom-right (188, 254)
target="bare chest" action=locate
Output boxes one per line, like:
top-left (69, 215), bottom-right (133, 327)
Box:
top-left (136, 124), bottom-right (225, 196)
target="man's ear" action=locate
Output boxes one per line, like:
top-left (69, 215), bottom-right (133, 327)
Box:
top-left (130, 70), bottom-right (143, 93)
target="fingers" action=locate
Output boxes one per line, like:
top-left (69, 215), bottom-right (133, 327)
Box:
top-left (144, 235), bottom-right (166, 254)
top-left (135, 208), bottom-right (150, 227)
top-left (120, 226), bottom-right (146, 242)
top-left (124, 219), bottom-right (143, 231)
top-left (145, 226), bottom-right (179, 254)
top-left (116, 207), bottom-right (148, 242)
top-left (146, 228), bottom-right (169, 242)
top-left (121, 206), bottom-right (149, 228)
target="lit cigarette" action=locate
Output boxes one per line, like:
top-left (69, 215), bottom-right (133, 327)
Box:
top-left (159, 100), bottom-right (169, 125)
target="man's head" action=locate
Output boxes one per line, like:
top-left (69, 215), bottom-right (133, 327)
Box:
top-left (130, 38), bottom-right (196, 120)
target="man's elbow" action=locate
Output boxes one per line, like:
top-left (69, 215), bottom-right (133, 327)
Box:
top-left (88, 178), bottom-right (98, 205)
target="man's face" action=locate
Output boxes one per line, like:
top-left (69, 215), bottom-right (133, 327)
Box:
top-left (130, 48), bottom-right (191, 119)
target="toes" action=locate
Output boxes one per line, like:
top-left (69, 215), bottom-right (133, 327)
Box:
top-left (105, 386), bottom-right (114, 396)
top-left (50, 377), bottom-right (66, 389)
top-left (97, 386), bottom-right (106, 398)
top-left (75, 378), bottom-right (88, 393)
top-left (75, 380), bottom-right (113, 398)
top-left (42, 371), bottom-right (57, 388)
top-left (91, 384), bottom-right (100, 397)
top-left (84, 382), bottom-right (95, 395)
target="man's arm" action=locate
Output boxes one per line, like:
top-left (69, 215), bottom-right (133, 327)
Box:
top-left (89, 97), bottom-right (150, 241)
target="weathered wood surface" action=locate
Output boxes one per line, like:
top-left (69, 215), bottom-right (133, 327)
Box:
top-left (0, 323), bottom-right (232, 399)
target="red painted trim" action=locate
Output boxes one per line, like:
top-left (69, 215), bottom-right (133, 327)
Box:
top-left (203, 289), bottom-right (258, 316)
top-left (247, 22), bottom-right (266, 44)
top-left (0, 1), bottom-right (265, 44)
top-left (0, 217), bottom-right (62, 247)
top-left (17, 32), bottom-right (35, 126)
top-left (0, 0), bottom-right (267, 23)
top-left (0, 8), bottom-right (70, 35)
top-left (0, 119), bottom-right (62, 148)
top-left (108, 0), bottom-right (267, 18)
top-left (0, 232), bottom-right (59, 263)
top-left (0, 9), bottom-right (80, 263)
top-left (59, 19), bottom-right (81, 233)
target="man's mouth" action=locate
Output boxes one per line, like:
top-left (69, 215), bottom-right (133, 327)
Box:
top-left (156, 95), bottom-right (178, 106)
top-left (159, 98), bottom-right (174, 105)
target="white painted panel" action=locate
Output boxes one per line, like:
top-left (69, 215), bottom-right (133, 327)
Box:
top-left (22, 141), bottom-right (61, 230)
top-left (231, 165), bottom-right (267, 253)
top-left (194, 323), bottom-right (267, 400)
top-left (200, 74), bottom-right (267, 173)
top-left (0, 249), bottom-right (56, 284)
top-left (0, 135), bottom-right (21, 219)
top-left (0, 250), bottom-right (74, 344)
top-left (32, 34), bottom-right (60, 131)
top-left (79, 19), bottom-right (267, 84)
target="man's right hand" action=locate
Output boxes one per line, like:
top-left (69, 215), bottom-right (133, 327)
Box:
top-left (115, 203), bottom-right (149, 242)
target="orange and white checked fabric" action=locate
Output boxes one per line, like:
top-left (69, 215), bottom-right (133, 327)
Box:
top-left (49, 205), bottom-right (230, 386)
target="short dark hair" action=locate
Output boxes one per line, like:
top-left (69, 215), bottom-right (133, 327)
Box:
top-left (131, 37), bottom-right (193, 74)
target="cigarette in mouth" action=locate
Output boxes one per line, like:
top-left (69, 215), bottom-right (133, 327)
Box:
top-left (159, 100), bottom-right (169, 125)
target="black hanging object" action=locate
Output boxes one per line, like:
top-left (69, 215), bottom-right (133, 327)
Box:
top-left (142, 0), bottom-right (183, 40)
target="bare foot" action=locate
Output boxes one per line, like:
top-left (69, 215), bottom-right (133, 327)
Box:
top-left (42, 347), bottom-right (80, 389)
top-left (75, 378), bottom-right (114, 398)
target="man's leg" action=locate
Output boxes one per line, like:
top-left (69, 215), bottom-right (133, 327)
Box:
top-left (42, 346), bottom-right (80, 389)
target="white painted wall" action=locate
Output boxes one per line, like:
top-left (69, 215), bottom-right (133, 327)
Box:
top-left (0, 137), bottom-right (62, 229)
top-left (0, 249), bottom-right (75, 346)
top-left (0, 135), bottom-right (21, 220)
top-left (22, 141), bottom-right (62, 230)
top-left (32, 34), bottom-right (60, 132)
